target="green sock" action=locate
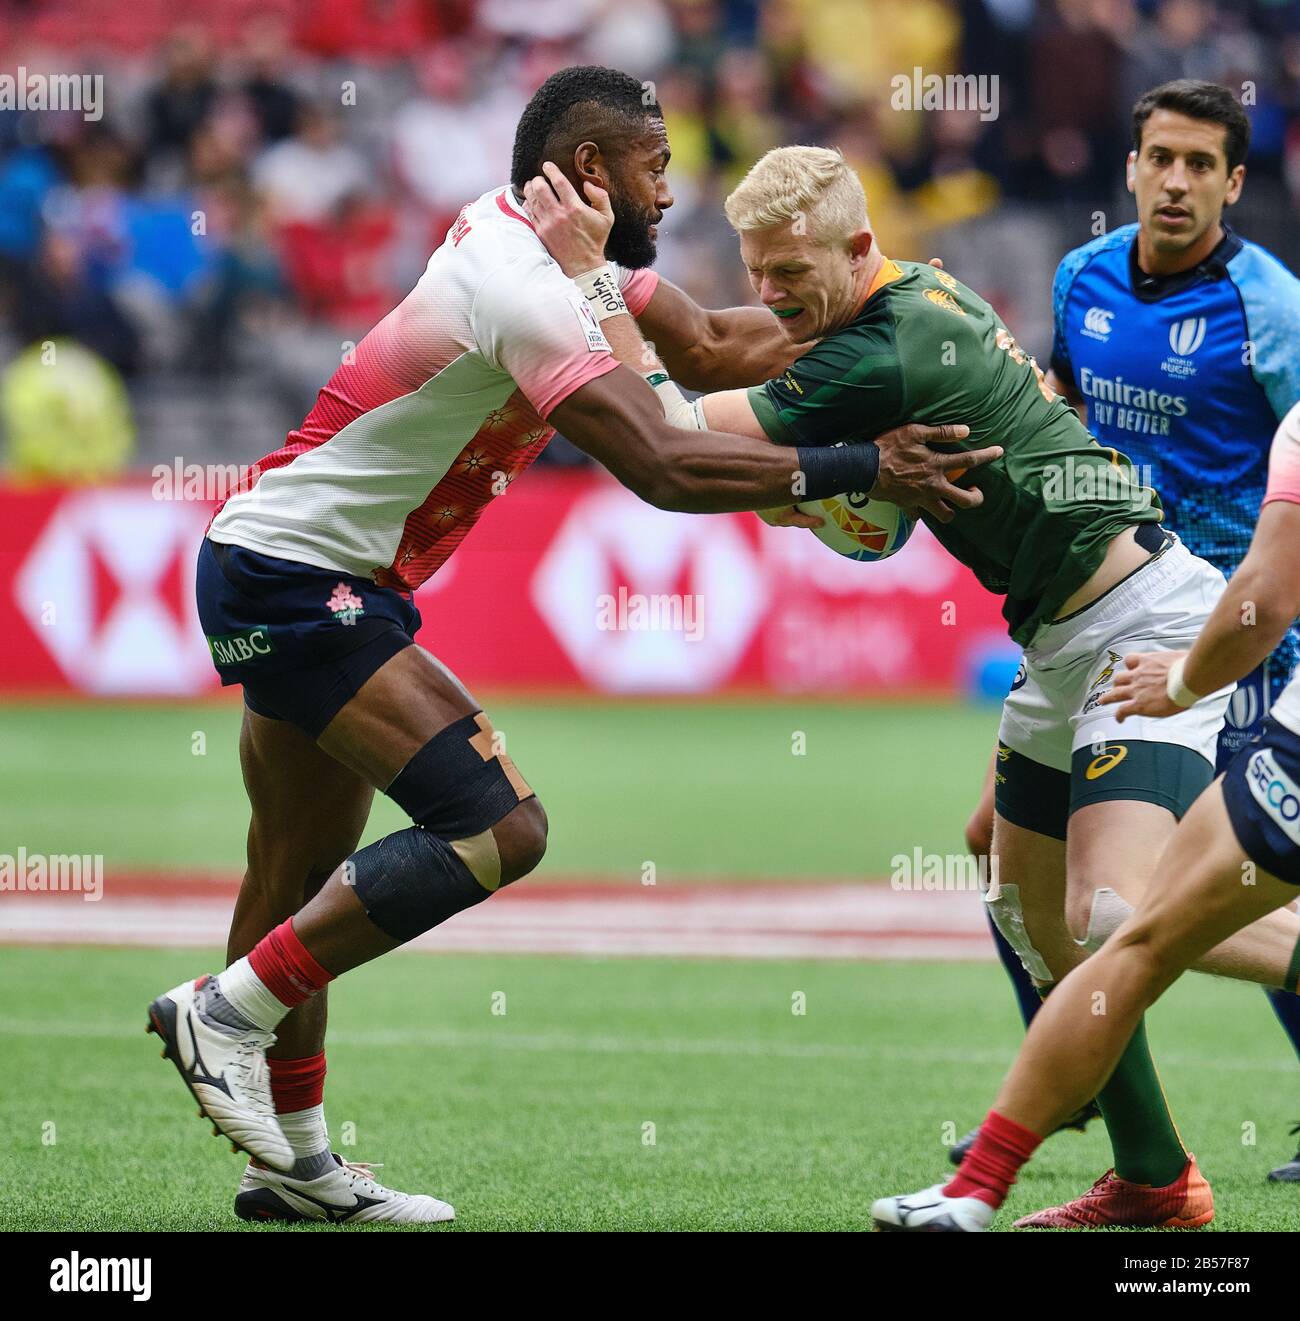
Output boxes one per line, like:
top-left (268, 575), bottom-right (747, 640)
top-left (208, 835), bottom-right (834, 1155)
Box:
top-left (1036, 984), bottom-right (1185, 1187)
top-left (1094, 1016), bottom-right (1187, 1186)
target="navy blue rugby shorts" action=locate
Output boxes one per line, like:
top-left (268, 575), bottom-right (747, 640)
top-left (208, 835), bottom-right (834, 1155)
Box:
top-left (196, 537), bottom-right (422, 738)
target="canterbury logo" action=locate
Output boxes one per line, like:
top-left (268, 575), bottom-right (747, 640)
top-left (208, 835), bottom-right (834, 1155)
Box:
top-left (1168, 316), bottom-right (1206, 356)
top-left (1083, 306), bottom-right (1114, 336)
top-left (1086, 745), bottom-right (1129, 779)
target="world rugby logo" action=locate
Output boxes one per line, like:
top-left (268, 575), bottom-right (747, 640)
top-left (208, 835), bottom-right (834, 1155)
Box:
top-left (1226, 682), bottom-right (1261, 730)
top-left (1168, 317), bottom-right (1206, 356)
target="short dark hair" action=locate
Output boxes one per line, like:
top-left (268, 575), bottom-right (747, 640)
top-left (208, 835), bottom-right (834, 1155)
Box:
top-left (1132, 79), bottom-right (1251, 172)
top-left (511, 65), bottom-right (662, 190)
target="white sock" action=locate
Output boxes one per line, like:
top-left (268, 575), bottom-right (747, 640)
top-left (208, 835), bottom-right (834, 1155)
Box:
top-left (217, 957), bottom-right (291, 1032)
top-left (278, 1104), bottom-right (330, 1159)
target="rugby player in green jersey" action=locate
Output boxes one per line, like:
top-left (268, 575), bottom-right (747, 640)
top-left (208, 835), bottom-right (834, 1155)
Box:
top-left (524, 145), bottom-right (1300, 1227)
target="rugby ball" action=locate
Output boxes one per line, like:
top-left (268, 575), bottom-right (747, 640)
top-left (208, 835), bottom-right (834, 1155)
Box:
top-left (796, 490), bottom-right (915, 561)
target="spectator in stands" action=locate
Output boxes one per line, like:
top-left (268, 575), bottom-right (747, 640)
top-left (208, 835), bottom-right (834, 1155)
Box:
top-left (237, 16), bottom-right (303, 148)
top-left (145, 29), bottom-right (219, 165)
top-left (251, 102), bottom-right (368, 226)
top-left (390, 44), bottom-right (524, 247)
top-left (10, 231), bottom-right (142, 377)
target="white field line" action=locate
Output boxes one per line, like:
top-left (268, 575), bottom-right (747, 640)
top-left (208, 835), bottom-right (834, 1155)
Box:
top-left (0, 1018), bottom-right (1287, 1075)
top-left (0, 884), bottom-right (994, 962)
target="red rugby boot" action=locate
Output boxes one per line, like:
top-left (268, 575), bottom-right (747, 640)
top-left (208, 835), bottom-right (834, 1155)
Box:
top-left (1014, 1156), bottom-right (1214, 1229)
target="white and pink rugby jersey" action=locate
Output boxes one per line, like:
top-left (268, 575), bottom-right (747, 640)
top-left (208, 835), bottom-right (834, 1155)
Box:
top-left (208, 185), bottom-right (658, 591)
top-left (1265, 401), bottom-right (1300, 735)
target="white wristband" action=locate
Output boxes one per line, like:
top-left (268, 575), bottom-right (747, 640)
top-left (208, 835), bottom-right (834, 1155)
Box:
top-left (643, 372), bottom-right (707, 430)
top-left (573, 264), bottom-right (627, 321)
top-left (1166, 656), bottom-right (1204, 709)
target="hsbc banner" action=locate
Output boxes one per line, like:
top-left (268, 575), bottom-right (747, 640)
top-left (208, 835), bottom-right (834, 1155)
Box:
top-left (0, 474), bottom-right (1012, 697)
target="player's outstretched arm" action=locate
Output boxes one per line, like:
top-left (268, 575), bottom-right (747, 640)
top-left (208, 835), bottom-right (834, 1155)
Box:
top-left (525, 164), bottom-right (1000, 522)
top-left (699, 388), bottom-right (994, 524)
top-left (549, 366), bottom-right (877, 514)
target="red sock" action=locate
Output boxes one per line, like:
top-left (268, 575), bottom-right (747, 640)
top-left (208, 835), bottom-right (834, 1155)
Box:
top-left (944, 1109), bottom-right (1043, 1209)
top-left (268, 1052), bottom-right (327, 1114)
top-left (248, 918), bottom-right (334, 1009)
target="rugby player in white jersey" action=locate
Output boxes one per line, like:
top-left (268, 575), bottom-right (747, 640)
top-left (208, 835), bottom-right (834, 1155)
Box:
top-left (144, 66), bottom-right (996, 1224)
top-left (873, 400), bottom-right (1300, 1230)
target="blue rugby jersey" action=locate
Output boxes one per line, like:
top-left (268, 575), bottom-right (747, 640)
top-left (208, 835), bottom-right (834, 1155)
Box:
top-left (1050, 221), bottom-right (1300, 764)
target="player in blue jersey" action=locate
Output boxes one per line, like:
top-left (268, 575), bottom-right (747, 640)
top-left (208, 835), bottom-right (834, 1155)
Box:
top-left (953, 79), bottom-right (1300, 1187)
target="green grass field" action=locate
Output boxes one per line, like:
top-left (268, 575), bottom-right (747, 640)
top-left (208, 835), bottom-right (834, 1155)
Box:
top-left (0, 696), bottom-right (999, 878)
top-left (3, 947), bottom-right (1298, 1231)
top-left (3, 698), bottom-right (1300, 1232)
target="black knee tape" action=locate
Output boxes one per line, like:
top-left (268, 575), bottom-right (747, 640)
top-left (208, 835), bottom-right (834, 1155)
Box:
top-left (386, 712), bottom-right (533, 837)
top-left (348, 825), bottom-right (490, 943)
top-left (993, 742), bottom-right (1070, 841)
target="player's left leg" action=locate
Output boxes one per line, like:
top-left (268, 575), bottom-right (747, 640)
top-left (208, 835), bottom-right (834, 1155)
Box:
top-left (874, 779), bottom-right (1299, 1232)
top-left (968, 746), bottom-right (1042, 1030)
top-left (224, 702), bottom-right (377, 1211)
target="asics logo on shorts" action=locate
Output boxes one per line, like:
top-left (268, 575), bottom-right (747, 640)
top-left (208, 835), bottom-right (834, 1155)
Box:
top-left (1085, 745), bottom-right (1128, 779)
top-left (1246, 749), bottom-right (1300, 845)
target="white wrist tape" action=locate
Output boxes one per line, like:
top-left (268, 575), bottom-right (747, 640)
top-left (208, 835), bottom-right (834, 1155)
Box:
top-left (1166, 656), bottom-right (1204, 708)
top-left (643, 371), bottom-right (707, 430)
top-left (573, 264), bottom-right (627, 322)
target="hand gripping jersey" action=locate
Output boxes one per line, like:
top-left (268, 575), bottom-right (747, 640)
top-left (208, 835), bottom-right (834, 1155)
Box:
top-left (208, 186), bottom-right (659, 591)
top-left (748, 259), bottom-right (1162, 645)
top-left (1051, 222), bottom-right (1300, 712)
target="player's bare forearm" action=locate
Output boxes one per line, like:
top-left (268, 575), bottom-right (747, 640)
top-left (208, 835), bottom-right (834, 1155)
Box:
top-left (549, 367), bottom-right (873, 514)
top-left (640, 284), bottom-right (806, 390)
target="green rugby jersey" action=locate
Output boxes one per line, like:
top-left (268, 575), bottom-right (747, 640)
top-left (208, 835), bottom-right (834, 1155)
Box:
top-left (748, 258), bottom-right (1163, 644)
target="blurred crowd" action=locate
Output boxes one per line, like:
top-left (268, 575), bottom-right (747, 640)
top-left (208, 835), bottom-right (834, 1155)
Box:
top-left (2, 0), bottom-right (1300, 476)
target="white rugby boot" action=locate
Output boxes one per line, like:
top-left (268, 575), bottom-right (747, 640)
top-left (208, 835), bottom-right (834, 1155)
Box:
top-left (146, 975), bottom-right (294, 1173)
top-left (871, 1183), bottom-right (995, 1232)
top-left (235, 1154), bottom-right (455, 1224)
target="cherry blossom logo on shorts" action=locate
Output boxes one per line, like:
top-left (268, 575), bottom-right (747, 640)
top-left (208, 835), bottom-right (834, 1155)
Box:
top-left (326, 582), bottom-right (365, 626)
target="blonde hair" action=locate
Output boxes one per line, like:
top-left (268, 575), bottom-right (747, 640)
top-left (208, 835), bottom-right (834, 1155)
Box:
top-left (723, 146), bottom-right (869, 245)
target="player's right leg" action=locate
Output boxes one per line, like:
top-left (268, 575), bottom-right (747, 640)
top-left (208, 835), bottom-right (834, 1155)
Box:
top-left (149, 642), bottom-right (545, 1173)
top-left (873, 771), bottom-right (1300, 1231)
top-left (151, 539), bottom-right (544, 1182)
top-left (949, 740), bottom-right (1100, 1165)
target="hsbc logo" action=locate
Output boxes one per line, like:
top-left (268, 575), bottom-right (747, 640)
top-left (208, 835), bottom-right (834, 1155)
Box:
top-left (532, 487), bottom-right (766, 691)
top-left (15, 489), bottom-right (216, 694)
top-left (1082, 306), bottom-right (1114, 340)
top-left (1168, 317), bottom-right (1206, 356)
